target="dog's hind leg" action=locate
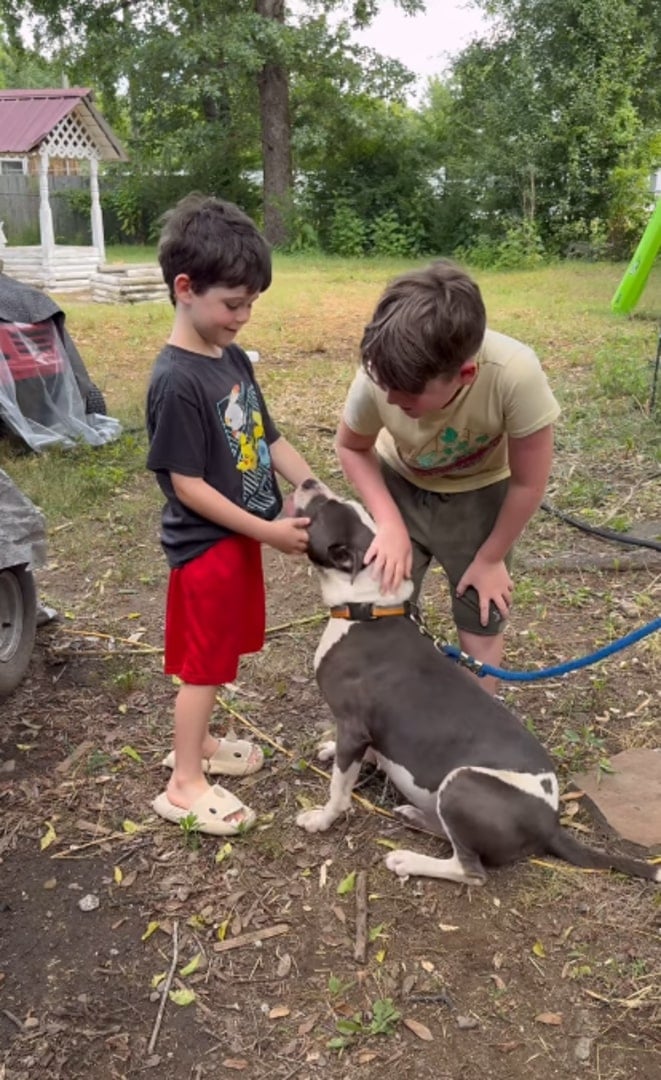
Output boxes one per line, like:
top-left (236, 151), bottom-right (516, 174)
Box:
top-left (385, 846), bottom-right (486, 886)
top-left (393, 804), bottom-right (448, 838)
top-left (386, 788), bottom-right (487, 883)
top-left (297, 757), bottom-right (363, 833)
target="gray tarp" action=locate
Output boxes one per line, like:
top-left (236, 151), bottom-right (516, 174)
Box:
top-left (0, 321), bottom-right (122, 451)
top-left (0, 468), bottom-right (47, 571)
top-left (0, 271), bottom-right (122, 452)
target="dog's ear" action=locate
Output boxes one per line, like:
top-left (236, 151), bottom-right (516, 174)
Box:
top-left (306, 500), bottom-right (374, 576)
top-left (328, 543), bottom-right (364, 581)
top-left (327, 519), bottom-right (374, 580)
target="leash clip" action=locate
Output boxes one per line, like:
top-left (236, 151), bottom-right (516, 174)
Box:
top-left (407, 605), bottom-right (452, 651)
top-left (407, 606), bottom-right (486, 675)
top-left (456, 650), bottom-right (485, 675)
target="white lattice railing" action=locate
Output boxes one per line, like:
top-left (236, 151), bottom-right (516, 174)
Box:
top-left (41, 112), bottom-right (101, 161)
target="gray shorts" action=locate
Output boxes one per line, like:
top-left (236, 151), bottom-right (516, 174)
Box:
top-left (380, 460), bottom-right (511, 637)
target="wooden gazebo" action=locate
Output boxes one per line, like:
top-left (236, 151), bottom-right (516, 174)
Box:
top-left (0, 88), bottom-right (127, 291)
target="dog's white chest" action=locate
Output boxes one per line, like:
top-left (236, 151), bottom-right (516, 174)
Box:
top-left (314, 619), bottom-right (352, 671)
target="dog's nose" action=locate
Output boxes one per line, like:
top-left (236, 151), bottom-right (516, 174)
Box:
top-left (301, 477), bottom-right (318, 491)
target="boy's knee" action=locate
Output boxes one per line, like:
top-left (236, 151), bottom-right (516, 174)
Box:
top-left (451, 585), bottom-right (507, 636)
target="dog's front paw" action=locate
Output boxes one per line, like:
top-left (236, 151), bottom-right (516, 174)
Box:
top-left (296, 807), bottom-right (335, 833)
top-left (316, 739), bottom-right (336, 763)
top-left (384, 849), bottom-right (419, 878)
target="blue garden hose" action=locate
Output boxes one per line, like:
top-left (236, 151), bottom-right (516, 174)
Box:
top-left (442, 614), bottom-right (661, 682)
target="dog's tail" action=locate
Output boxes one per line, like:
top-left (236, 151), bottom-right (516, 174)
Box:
top-left (546, 826), bottom-right (660, 882)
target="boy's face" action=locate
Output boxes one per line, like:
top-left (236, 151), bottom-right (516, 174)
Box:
top-left (173, 277), bottom-right (259, 352)
top-left (383, 361), bottom-right (477, 419)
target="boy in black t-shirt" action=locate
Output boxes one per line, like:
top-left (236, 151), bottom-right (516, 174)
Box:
top-left (147, 194), bottom-right (313, 835)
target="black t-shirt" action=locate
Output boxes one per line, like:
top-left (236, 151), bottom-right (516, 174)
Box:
top-left (146, 343), bottom-right (283, 567)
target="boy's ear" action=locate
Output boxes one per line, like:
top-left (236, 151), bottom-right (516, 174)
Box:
top-left (173, 273), bottom-right (193, 301)
top-left (458, 360), bottom-right (477, 385)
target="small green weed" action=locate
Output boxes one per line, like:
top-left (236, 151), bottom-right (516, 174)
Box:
top-left (327, 997), bottom-right (401, 1052)
top-left (551, 724), bottom-right (612, 774)
top-left (86, 748), bottom-right (112, 774)
top-left (179, 812), bottom-right (202, 850)
top-left (327, 974), bottom-right (353, 998)
top-left (112, 669), bottom-right (141, 693)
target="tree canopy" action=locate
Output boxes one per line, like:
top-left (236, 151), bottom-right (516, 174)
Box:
top-left (1, 0), bottom-right (659, 260)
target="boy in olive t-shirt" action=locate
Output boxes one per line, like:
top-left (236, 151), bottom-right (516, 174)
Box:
top-left (336, 259), bottom-right (560, 694)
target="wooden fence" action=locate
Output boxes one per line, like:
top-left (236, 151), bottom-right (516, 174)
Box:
top-left (0, 174), bottom-right (91, 245)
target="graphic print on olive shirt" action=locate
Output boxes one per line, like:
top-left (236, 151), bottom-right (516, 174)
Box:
top-left (219, 381), bottom-right (278, 516)
top-left (404, 428), bottom-right (503, 475)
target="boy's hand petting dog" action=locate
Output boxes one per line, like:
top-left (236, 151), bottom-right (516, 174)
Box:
top-left (456, 555), bottom-right (514, 626)
top-left (364, 520), bottom-right (413, 593)
top-left (267, 516), bottom-right (310, 555)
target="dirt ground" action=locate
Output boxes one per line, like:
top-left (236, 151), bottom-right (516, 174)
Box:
top-left (1, 472), bottom-right (660, 1079)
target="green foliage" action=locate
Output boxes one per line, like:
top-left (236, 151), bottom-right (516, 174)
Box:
top-left (179, 812), bottom-right (202, 850)
top-left (370, 210), bottom-right (422, 257)
top-left (327, 201), bottom-right (368, 256)
top-left (327, 997), bottom-right (401, 1051)
top-left (453, 0), bottom-right (661, 254)
top-left (0, 1), bottom-right (422, 249)
top-left (85, 748), bottom-right (112, 775)
top-left (277, 196), bottom-right (320, 253)
top-left (327, 974), bottom-right (353, 997)
top-left (551, 724), bottom-right (612, 776)
top-left (553, 218), bottom-right (608, 261)
top-left (458, 220), bottom-right (546, 270)
top-left (0, 19), bottom-right (64, 87)
top-left (303, 95), bottom-right (442, 254)
top-left (2, 0), bottom-right (659, 258)
top-left (593, 346), bottom-right (652, 405)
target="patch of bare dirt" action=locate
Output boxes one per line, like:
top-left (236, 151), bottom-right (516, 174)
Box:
top-left (1, 515), bottom-right (660, 1080)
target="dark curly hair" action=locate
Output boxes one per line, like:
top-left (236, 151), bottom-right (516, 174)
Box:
top-left (158, 193), bottom-right (272, 304)
top-left (361, 260), bottom-right (486, 393)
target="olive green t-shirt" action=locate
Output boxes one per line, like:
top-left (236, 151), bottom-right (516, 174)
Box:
top-left (342, 329), bottom-right (560, 494)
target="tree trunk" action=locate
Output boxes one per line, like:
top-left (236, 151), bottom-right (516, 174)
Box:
top-left (254, 0), bottom-right (292, 246)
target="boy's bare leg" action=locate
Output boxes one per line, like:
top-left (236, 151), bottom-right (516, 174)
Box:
top-left (457, 630), bottom-right (504, 697)
top-left (166, 684), bottom-right (243, 823)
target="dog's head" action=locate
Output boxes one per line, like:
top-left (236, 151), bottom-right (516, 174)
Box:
top-left (293, 479), bottom-right (414, 607)
top-left (293, 478), bottom-right (375, 580)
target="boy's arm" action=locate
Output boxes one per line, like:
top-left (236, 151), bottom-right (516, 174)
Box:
top-left (481, 424), bottom-right (554, 560)
top-left (171, 473), bottom-right (309, 554)
top-left (268, 435), bottom-right (315, 488)
top-left (335, 419), bottom-right (412, 591)
top-left (456, 424), bottom-right (554, 623)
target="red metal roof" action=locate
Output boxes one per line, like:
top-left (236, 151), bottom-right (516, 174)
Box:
top-left (0, 88), bottom-right (126, 160)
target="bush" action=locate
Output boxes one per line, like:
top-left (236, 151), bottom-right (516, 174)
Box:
top-left (552, 219), bottom-right (608, 261)
top-left (370, 211), bottom-right (422, 257)
top-left (327, 202), bottom-right (367, 256)
top-left (457, 219), bottom-right (546, 270)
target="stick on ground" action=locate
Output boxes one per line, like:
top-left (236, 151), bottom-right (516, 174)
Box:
top-left (212, 923), bottom-right (289, 954)
top-left (147, 919), bottom-right (179, 1056)
top-left (354, 870), bottom-right (368, 964)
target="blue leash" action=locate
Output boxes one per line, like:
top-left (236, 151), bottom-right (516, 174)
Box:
top-left (441, 614), bottom-right (661, 682)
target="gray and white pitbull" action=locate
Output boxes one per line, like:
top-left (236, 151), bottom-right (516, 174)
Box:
top-left (293, 478), bottom-right (659, 886)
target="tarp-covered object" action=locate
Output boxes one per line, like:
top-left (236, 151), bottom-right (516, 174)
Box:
top-left (0, 272), bottom-right (122, 451)
top-left (0, 468), bottom-right (47, 571)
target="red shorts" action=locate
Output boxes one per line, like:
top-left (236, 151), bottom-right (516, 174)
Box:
top-left (164, 535), bottom-right (265, 685)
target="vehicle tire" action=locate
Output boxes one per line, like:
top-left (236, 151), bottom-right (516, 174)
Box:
top-left (85, 384), bottom-right (107, 416)
top-left (0, 565), bottom-right (37, 698)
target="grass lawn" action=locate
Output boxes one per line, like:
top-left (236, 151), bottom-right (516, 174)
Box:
top-left (2, 255), bottom-right (659, 522)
